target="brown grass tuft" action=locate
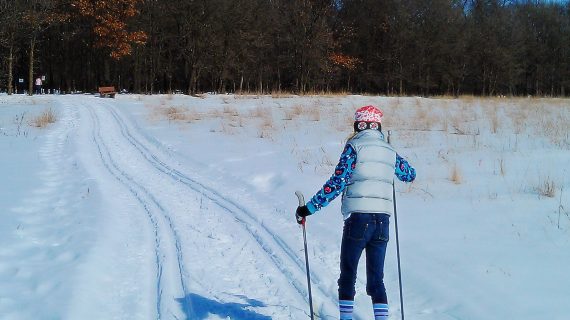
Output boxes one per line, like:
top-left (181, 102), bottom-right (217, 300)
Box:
top-left (489, 106), bottom-right (500, 134)
top-left (271, 91), bottom-right (297, 99)
top-left (223, 105), bottom-right (239, 116)
top-left (164, 106), bottom-right (187, 121)
top-left (32, 108), bottom-right (56, 128)
top-left (283, 104), bottom-right (304, 120)
top-left (450, 164), bottom-right (462, 184)
top-left (499, 158), bottom-right (506, 176)
top-left (307, 106), bottom-right (321, 121)
top-left (250, 106), bottom-right (270, 119)
top-left (537, 178), bottom-right (556, 198)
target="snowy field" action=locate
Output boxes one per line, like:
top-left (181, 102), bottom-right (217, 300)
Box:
top-left (1, 93), bottom-right (569, 320)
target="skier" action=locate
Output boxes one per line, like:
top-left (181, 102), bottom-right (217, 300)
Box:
top-left (34, 77), bottom-right (43, 95)
top-left (295, 105), bottom-right (416, 320)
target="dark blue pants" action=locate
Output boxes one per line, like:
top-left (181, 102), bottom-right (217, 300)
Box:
top-left (338, 212), bottom-right (390, 304)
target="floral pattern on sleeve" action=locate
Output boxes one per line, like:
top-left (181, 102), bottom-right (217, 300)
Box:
top-left (307, 145), bottom-right (357, 214)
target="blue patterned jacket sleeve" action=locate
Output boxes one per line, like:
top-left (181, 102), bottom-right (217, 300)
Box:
top-left (306, 145), bottom-right (357, 214)
top-left (395, 154), bottom-right (416, 182)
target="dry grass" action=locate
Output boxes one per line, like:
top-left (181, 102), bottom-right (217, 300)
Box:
top-left (450, 164), bottom-right (462, 184)
top-left (283, 104), bottom-right (304, 120)
top-left (509, 105), bottom-right (530, 134)
top-left (537, 178), bottom-right (556, 198)
top-left (444, 101), bottom-right (481, 136)
top-left (307, 105), bottom-right (321, 121)
top-left (258, 126), bottom-right (273, 139)
top-left (233, 92), bottom-right (261, 99)
top-left (448, 109), bottom-right (464, 134)
top-left (164, 106), bottom-right (187, 121)
top-left (292, 104), bottom-right (304, 116)
top-left (271, 91), bottom-right (297, 99)
top-left (285, 100), bottom-right (323, 122)
top-left (223, 105), bottom-right (239, 116)
top-left (249, 106), bottom-right (274, 139)
top-left (250, 105), bottom-right (270, 119)
top-left (413, 103), bottom-right (430, 130)
top-left (259, 112), bottom-right (274, 128)
top-left (498, 158), bottom-right (506, 176)
top-left (536, 109), bottom-right (570, 148)
top-left (193, 93), bottom-right (207, 99)
top-left (282, 110), bottom-right (295, 121)
top-left (31, 108), bottom-right (56, 128)
top-left (489, 106), bottom-right (500, 134)
top-left (207, 108), bottom-right (222, 118)
top-left (186, 109), bottom-right (203, 121)
top-left (298, 90), bottom-right (350, 97)
top-left (394, 97), bottom-right (451, 132)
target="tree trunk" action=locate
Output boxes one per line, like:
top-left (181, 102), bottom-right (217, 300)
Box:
top-left (278, 68), bottom-right (281, 93)
top-left (8, 45), bottom-right (14, 95)
top-left (28, 37), bottom-right (36, 95)
top-left (187, 68), bottom-right (194, 95)
top-left (239, 75), bottom-right (244, 93)
top-left (104, 59), bottom-right (111, 84)
top-left (482, 66), bottom-right (487, 96)
top-left (259, 72), bottom-right (263, 94)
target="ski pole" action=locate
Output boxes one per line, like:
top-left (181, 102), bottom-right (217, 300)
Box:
top-left (392, 180), bottom-right (405, 320)
top-left (388, 130), bottom-right (405, 320)
top-left (295, 191), bottom-right (315, 320)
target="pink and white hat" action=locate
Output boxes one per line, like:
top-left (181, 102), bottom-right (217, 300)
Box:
top-left (354, 105), bottom-right (383, 123)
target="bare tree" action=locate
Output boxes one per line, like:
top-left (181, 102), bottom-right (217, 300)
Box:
top-left (0, 0), bottom-right (25, 94)
top-left (2, 0), bottom-right (570, 96)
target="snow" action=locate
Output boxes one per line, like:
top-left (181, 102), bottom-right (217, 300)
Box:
top-left (1, 93), bottom-right (569, 320)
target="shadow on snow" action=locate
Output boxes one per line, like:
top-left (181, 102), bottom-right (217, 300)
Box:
top-left (177, 293), bottom-right (272, 320)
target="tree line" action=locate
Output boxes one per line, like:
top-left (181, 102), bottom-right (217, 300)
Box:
top-left (1, 0), bottom-right (569, 97)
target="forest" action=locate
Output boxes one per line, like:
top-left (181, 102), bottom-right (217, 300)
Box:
top-left (1, 0), bottom-right (570, 97)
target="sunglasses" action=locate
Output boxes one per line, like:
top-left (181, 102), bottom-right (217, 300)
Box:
top-left (354, 121), bottom-right (381, 132)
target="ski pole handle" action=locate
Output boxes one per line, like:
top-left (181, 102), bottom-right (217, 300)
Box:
top-left (295, 191), bottom-right (305, 206)
top-left (295, 191), bottom-right (306, 224)
top-left (387, 130), bottom-right (392, 144)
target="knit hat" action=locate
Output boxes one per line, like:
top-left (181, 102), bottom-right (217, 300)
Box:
top-left (355, 105), bottom-right (383, 122)
top-left (354, 105), bottom-right (383, 132)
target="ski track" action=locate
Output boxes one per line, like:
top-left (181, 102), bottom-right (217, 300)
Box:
top-left (88, 102), bottom-right (196, 319)
top-left (55, 95), bottom-right (343, 319)
top-left (60, 99), bottom-right (193, 319)
top-left (91, 97), bottom-right (339, 318)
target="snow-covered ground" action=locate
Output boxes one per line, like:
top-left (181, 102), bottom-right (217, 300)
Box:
top-left (1, 93), bottom-right (569, 320)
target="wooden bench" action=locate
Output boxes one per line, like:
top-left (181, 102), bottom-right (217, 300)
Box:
top-left (98, 86), bottom-right (117, 98)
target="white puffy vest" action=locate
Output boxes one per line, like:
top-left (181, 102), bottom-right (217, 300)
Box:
top-left (341, 130), bottom-right (396, 219)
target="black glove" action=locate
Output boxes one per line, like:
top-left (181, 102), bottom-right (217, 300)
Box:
top-left (295, 205), bottom-right (310, 224)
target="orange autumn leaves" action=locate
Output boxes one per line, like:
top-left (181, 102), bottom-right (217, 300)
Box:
top-left (329, 53), bottom-right (361, 71)
top-left (73, 0), bottom-right (146, 59)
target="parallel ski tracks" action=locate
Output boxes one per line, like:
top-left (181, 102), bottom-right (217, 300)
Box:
top-left (102, 102), bottom-right (312, 292)
top-left (72, 100), bottom-right (195, 319)
top-left (83, 97), bottom-right (335, 318)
